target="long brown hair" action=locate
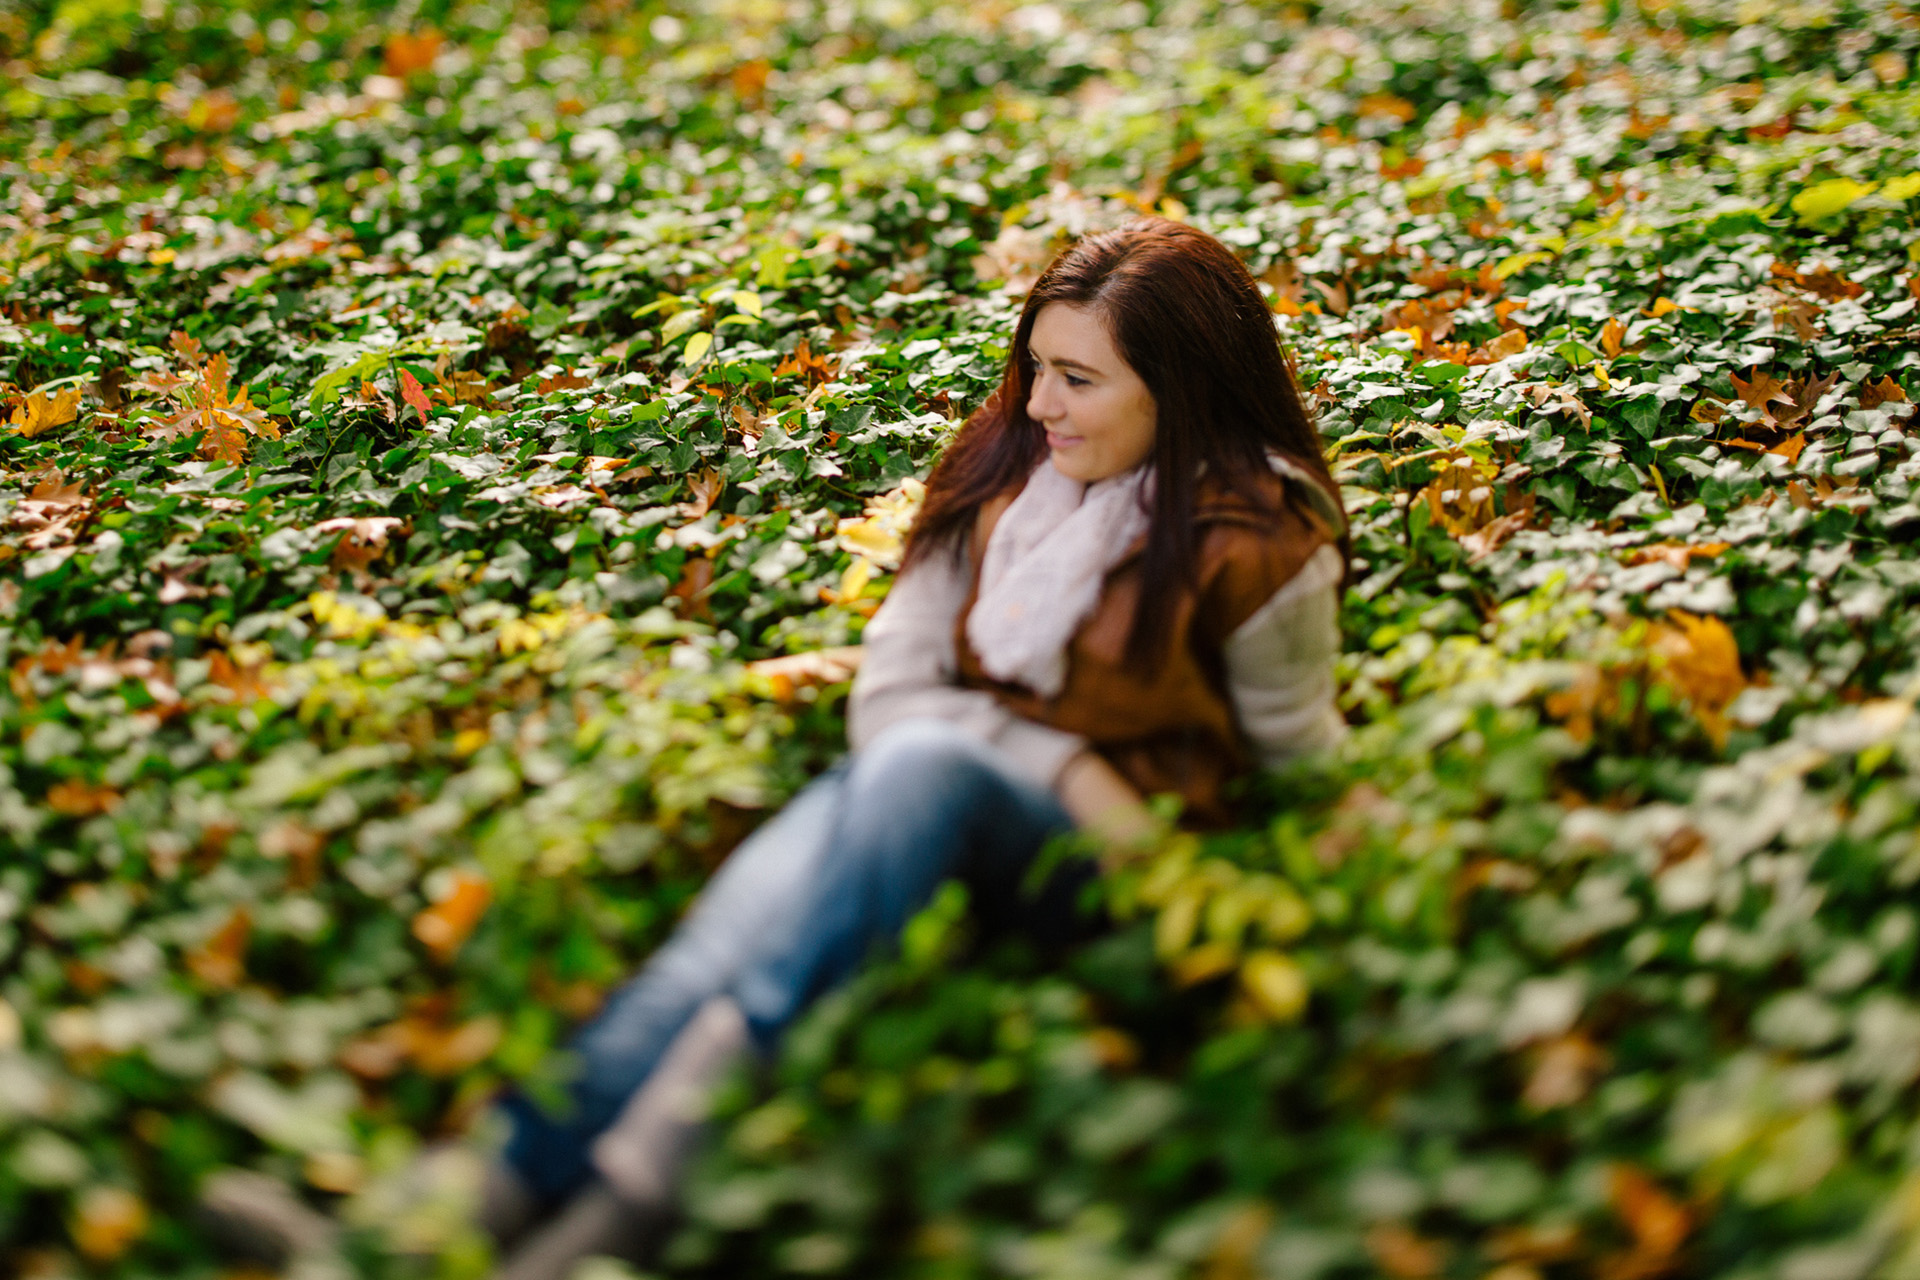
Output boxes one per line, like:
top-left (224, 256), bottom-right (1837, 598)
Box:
top-left (907, 216), bottom-right (1345, 667)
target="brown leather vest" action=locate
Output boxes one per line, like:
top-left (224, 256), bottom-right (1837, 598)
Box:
top-left (953, 470), bottom-right (1334, 827)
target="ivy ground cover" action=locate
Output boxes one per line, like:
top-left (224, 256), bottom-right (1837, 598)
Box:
top-left (6, 0), bottom-right (1920, 1276)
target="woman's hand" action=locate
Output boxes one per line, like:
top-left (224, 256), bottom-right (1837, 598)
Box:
top-left (1055, 751), bottom-right (1163, 868)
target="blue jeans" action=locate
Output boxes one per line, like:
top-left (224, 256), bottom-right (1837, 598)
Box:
top-left (499, 718), bottom-right (1085, 1203)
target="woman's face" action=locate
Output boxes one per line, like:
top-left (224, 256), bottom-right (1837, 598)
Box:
top-left (1026, 302), bottom-right (1158, 483)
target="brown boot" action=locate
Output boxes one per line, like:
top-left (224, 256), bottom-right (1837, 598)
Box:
top-left (489, 995), bottom-right (753, 1279)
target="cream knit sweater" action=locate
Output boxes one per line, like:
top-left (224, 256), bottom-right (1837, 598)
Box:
top-left (847, 537), bottom-right (1346, 790)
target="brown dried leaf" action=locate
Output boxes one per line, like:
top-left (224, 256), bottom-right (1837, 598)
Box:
top-left (729, 58), bottom-right (772, 103)
top-left (399, 368), bottom-right (432, 419)
top-left (537, 369), bottom-right (592, 395)
top-left (46, 777), bottom-right (120, 817)
top-left (1730, 368), bottom-right (1793, 416)
top-left (1477, 327), bottom-right (1530, 363)
top-left (1460, 510), bottom-right (1532, 561)
top-left (1366, 1223), bottom-right (1444, 1279)
top-left (1769, 433), bottom-right (1807, 464)
top-left (71, 1187), bottom-right (149, 1263)
top-left (185, 907), bottom-right (251, 988)
top-left (1523, 1033), bottom-right (1608, 1109)
top-left (312, 516), bottom-right (408, 579)
top-left (1625, 542), bottom-right (1728, 572)
top-left (669, 556), bottom-right (715, 620)
top-left (1862, 376), bottom-right (1910, 410)
top-left (680, 468), bottom-right (724, 520)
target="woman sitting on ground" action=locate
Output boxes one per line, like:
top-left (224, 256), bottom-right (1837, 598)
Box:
top-left (472, 215), bottom-right (1350, 1278)
top-left (206, 216), bottom-right (1349, 1277)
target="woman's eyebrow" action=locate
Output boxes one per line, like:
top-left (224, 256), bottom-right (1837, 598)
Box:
top-left (1035, 353), bottom-right (1101, 374)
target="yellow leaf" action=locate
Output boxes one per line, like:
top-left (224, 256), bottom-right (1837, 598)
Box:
top-left (1493, 250), bottom-right (1553, 280)
top-left (682, 330), bottom-right (714, 366)
top-left (1154, 889), bottom-right (1203, 960)
top-left (72, 1186), bottom-right (148, 1262)
top-left (1883, 172), bottom-right (1920, 203)
top-left (1257, 882), bottom-right (1314, 943)
top-left (1170, 941), bottom-right (1238, 987)
top-left (836, 516), bottom-right (903, 565)
top-left (660, 308), bottom-right (704, 342)
top-left (1241, 950), bottom-right (1310, 1022)
top-left (837, 557), bottom-right (874, 603)
top-left (1791, 178), bottom-right (1877, 223)
top-left (305, 1151), bottom-right (366, 1194)
top-left (12, 385), bottom-right (81, 437)
top-left (732, 289), bottom-right (763, 317)
top-left (147, 247), bottom-right (176, 265)
top-left (831, 478), bottom-right (925, 571)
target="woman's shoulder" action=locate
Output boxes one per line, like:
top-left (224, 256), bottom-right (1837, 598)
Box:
top-left (1193, 464), bottom-right (1342, 640)
top-left (1196, 455), bottom-right (1344, 538)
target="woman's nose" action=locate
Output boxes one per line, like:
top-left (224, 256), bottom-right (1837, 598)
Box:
top-left (1027, 371), bottom-right (1056, 421)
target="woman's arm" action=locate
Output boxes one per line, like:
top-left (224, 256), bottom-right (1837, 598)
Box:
top-left (1223, 542), bottom-right (1347, 768)
top-left (848, 553), bottom-right (1088, 788)
top-left (1055, 750), bottom-right (1160, 861)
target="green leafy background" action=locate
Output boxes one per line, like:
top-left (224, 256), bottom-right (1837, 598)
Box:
top-left (5, 0), bottom-right (1920, 1276)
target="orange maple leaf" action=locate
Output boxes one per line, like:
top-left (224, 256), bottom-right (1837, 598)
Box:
top-left (1603, 1165), bottom-right (1691, 1280)
top-left (46, 777), bottom-right (120, 817)
top-left (1600, 316), bottom-right (1629, 359)
top-left (730, 58), bottom-right (772, 103)
top-left (1729, 368), bottom-right (1794, 417)
top-left (1650, 611), bottom-right (1745, 748)
top-left (384, 29), bottom-right (444, 78)
top-left (151, 346), bottom-right (277, 464)
top-left (412, 872), bottom-right (491, 962)
top-left (775, 340), bottom-right (835, 386)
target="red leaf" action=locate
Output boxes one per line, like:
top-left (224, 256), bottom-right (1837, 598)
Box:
top-left (399, 368), bottom-right (432, 420)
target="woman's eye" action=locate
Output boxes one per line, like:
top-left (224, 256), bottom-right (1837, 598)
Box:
top-left (1064, 374), bottom-right (1087, 388)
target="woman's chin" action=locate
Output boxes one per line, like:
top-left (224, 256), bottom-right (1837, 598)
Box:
top-left (1047, 449), bottom-right (1101, 482)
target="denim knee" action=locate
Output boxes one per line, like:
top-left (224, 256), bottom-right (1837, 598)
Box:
top-left (848, 717), bottom-right (997, 797)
